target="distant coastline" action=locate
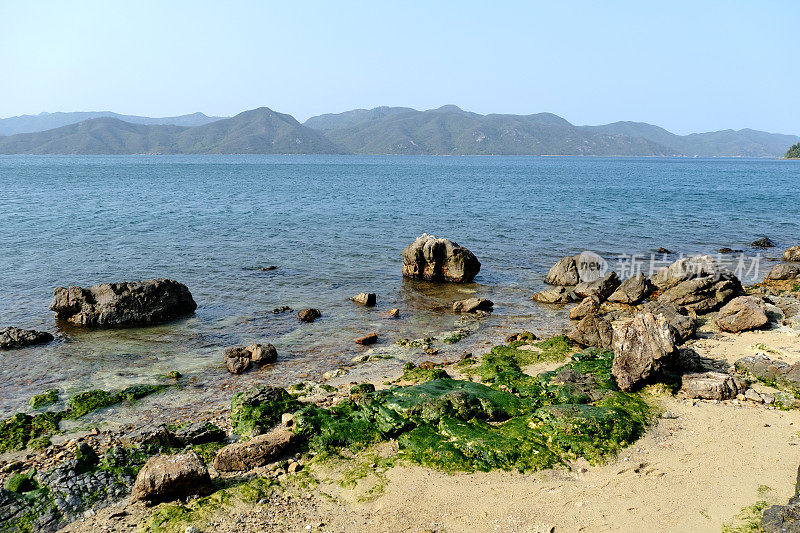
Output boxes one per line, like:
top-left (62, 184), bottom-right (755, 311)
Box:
top-left (0, 105), bottom-right (798, 158)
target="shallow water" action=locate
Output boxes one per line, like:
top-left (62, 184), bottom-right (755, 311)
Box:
top-left (0, 155), bottom-right (797, 415)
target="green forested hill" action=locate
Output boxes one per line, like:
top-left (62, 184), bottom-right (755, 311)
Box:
top-left (0, 108), bottom-right (343, 155)
top-left (786, 143), bottom-right (800, 158)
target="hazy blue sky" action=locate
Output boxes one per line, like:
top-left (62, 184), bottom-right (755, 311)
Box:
top-left (1, 1), bottom-right (797, 134)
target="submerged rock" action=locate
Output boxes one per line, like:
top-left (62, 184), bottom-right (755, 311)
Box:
top-left (452, 298), bottom-right (494, 313)
top-left (680, 372), bottom-right (745, 400)
top-left (351, 292), bottom-right (376, 306)
top-left (784, 246), bottom-right (800, 262)
top-left (752, 236), bottom-right (776, 248)
top-left (568, 314), bottom-right (613, 349)
top-left (608, 273), bottom-right (655, 305)
top-left (0, 327), bottom-right (53, 350)
top-left (715, 295), bottom-right (769, 332)
top-left (131, 451), bottom-right (212, 504)
top-left (573, 271), bottom-right (620, 301)
top-left (174, 422), bottom-right (227, 445)
top-left (402, 233), bottom-right (480, 283)
top-left (611, 313), bottom-right (677, 392)
top-left (223, 343), bottom-right (278, 374)
top-left (297, 308), bottom-right (321, 322)
top-left (49, 279), bottom-right (196, 326)
top-left (213, 429), bottom-right (296, 472)
top-left (355, 333), bottom-right (378, 345)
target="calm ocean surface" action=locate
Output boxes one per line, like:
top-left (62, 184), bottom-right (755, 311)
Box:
top-left (0, 155), bottom-right (797, 415)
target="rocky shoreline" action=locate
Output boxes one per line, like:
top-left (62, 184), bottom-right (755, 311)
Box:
top-left (2, 236), bottom-right (800, 532)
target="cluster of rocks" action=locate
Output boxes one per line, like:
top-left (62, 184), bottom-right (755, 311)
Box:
top-left (529, 251), bottom-right (799, 394)
top-left (0, 326), bottom-right (53, 350)
top-left (223, 343), bottom-right (278, 374)
top-left (764, 245), bottom-right (800, 281)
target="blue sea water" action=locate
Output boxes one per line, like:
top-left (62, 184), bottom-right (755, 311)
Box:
top-left (0, 155), bottom-right (797, 414)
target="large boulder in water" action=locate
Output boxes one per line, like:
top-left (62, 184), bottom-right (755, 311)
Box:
top-left (612, 312), bottom-right (677, 392)
top-left (0, 327), bottom-right (54, 350)
top-left (402, 234), bottom-right (480, 283)
top-left (545, 256), bottom-right (580, 286)
top-left (715, 295), bottom-right (769, 332)
top-left (50, 279), bottom-right (196, 327)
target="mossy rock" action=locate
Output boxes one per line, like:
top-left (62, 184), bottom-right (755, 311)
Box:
top-left (67, 384), bottom-right (166, 418)
top-left (0, 411), bottom-right (63, 453)
top-left (230, 386), bottom-right (301, 437)
top-left (29, 389), bottom-right (59, 409)
top-left (6, 469), bottom-right (38, 493)
top-left (399, 363), bottom-right (450, 383)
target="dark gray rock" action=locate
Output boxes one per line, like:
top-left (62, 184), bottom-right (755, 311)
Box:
top-left (0, 327), bottom-right (53, 350)
top-left (657, 271), bottom-right (743, 313)
top-left (213, 429), bottom-right (297, 472)
top-left (118, 424), bottom-right (180, 449)
top-left (402, 233), bottom-right (480, 283)
top-left (223, 343), bottom-right (278, 374)
top-left (50, 279), bottom-right (196, 327)
top-left (753, 236), bottom-right (776, 248)
top-left (174, 422), bottom-right (227, 445)
top-left (297, 308), bottom-right (321, 322)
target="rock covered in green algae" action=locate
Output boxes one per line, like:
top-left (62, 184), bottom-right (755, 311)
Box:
top-left (67, 384), bottom-right (166, 418)
top-left (230, 385), bottom-right (301, 437)
top-left (287, 341), bottom-right (652, 474)
top-left (0, 412), bottom-right (62, 453)
top-left (398, 363), bottom-right (450, 383)
top-left (29, 389), bottom-right (59, 409)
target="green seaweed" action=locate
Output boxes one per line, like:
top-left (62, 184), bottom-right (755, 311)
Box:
top-left (67, 384), bottom-right (166, 418)
top-left (399, 362), bottom-right (450, 383)
top-left (0, 412), bottom-right (63, 453)
top-left (6, 469), bottom-right (38, 493)
top-left (29, 389), bottom-right (59, 409)
top-left (443, 332), bottom-right (463, 344)
top-left (230, 385), bottom-right (301, 437)
top-left (282, 341), bottom-right (652, 474)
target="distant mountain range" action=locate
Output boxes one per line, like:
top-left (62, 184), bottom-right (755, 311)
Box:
top-left (0, 111), bottom-right (223, 136)
top-left (0, 105), bottom-right (796, 157)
